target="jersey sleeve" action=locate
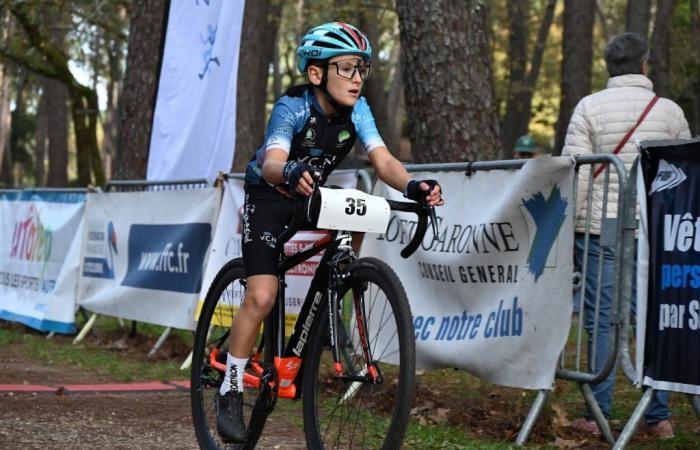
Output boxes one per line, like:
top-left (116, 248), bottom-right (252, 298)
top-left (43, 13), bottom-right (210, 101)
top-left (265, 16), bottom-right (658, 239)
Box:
top-left (352, 97), bottom-right (386, 153)
top-left (263, 98), bottom-right (303, 154)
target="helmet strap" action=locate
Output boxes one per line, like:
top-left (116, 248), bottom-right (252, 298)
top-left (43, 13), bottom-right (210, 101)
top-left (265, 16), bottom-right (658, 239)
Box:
top-left (317, 61), bottom-right (352, 118)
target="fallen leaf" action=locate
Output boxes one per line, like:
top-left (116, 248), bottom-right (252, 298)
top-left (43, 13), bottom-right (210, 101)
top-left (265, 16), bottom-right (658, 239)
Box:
top-left (551, 403), bottom-right (570, 427)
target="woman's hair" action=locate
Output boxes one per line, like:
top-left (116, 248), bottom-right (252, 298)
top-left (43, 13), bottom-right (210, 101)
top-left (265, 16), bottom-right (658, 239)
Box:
top-left (604, 32), bottom-right (649, 77)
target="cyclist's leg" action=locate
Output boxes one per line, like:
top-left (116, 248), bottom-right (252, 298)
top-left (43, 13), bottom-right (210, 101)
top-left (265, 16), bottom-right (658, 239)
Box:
top-left (216, 186), bottom-right (293, 443)
top-left (225, 274), bottom-right (278, 388)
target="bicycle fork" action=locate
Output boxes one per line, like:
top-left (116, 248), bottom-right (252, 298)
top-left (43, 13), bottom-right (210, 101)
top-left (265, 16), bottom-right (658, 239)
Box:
top-left (327, 269), bottom-right (382, 385)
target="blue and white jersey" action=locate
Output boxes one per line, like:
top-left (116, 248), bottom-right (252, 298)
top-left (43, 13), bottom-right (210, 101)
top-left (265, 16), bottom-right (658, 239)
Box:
top-left (245, 85), bottom-right (385, 188)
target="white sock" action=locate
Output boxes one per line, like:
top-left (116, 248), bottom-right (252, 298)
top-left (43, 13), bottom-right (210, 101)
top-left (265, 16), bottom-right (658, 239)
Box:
top-left (219, 353), bottom-right (248, 395)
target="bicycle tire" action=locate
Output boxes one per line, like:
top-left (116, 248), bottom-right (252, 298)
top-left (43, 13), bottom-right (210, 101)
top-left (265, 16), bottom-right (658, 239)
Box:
top-left (190, 258), bottom-right (270, 450)
top-left (302, 257), bottom-right (416, 450)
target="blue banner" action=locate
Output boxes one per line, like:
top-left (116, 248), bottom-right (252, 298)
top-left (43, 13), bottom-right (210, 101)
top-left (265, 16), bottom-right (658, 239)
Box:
top-left (640, 139), bottom-right (700, 392)
top-left (122, 223), bottom-right (212, 294)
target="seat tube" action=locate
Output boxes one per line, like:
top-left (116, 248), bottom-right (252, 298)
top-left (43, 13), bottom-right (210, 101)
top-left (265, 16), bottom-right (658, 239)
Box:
top-left (274, 273), bottom-right (286, 358)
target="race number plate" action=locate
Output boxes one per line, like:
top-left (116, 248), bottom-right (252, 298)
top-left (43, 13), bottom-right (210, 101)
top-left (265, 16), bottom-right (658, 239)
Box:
top-left (315, 187), bottom-right (390, 233)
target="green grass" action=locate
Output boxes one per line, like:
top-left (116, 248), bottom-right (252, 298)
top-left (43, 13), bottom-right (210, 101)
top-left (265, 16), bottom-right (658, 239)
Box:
top-left (0, 317), bottom-right (189, 382)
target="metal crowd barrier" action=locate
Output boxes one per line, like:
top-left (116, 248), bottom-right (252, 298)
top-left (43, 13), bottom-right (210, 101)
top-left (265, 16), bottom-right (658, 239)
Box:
top-left (612, 158), bottom-right (700, 449)
top-left (105, 178), bottom-right (209, 192)
top-left (401, 156), bottom-right (629, 445)
top-left (75, 178), bottom-right (213, 357)
top-left (514, 154), bottom-right (631, 445)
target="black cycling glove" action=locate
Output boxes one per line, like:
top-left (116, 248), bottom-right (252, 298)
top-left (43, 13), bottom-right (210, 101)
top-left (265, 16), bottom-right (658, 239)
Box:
top-left (282, 160), bottom-right (314, 189)
top-left (405, 179), bottom-right (440, 203)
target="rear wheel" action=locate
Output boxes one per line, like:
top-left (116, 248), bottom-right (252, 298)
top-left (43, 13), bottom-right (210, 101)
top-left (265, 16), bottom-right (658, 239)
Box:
top-left (190, 259), bottom-right (270, 450)
top-left (302, 257), bottom-right (415, 449)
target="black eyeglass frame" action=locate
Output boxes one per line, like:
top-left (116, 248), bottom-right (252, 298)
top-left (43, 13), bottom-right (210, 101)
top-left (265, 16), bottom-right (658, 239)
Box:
top-left (328, 61), bottom-right (372, 81)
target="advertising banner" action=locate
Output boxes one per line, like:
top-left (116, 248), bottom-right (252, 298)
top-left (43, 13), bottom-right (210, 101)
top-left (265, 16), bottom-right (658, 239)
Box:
top-left (361, 156), bottom-right (575, 389)
top-left (78, 188), bottom-right (220, 330)
top-left (197, 172), bottom-right (359, 331)
top-left (637, 138), bottom-right (700, 394)
top-left (0, 191), bottom-right (85, 333)
top-left (147, 0), bottom-right (244, 182)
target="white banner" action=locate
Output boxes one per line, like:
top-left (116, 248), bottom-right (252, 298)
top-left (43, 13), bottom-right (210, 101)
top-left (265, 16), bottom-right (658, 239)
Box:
top-left (147, 0), bottom-right (244, 182)
top-left (0, 191), bottom-right (85, 333)
top-left (78, 188), bottom-right (220, 330)
top-left (198, 172), bottom-right (359, 330)
top-left (361, 156), bottom-right (575, 389)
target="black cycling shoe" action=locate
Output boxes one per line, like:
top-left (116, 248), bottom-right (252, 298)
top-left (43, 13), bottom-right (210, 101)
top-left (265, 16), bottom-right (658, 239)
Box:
top-left (216, 391), bottom-right (247, 443)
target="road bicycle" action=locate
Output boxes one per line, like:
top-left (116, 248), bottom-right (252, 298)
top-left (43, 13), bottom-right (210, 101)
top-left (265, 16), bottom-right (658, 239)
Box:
top-left (191, 182), bottom-right (436, 449)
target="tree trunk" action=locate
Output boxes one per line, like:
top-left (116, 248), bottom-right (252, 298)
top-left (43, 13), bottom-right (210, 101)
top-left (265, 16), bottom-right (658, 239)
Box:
top-left (554, 0), bottom-right (595, 154)
top-left (383, 42), bottom-right (404, 157)
top-left (2, 70), bottom-right (26, 186)
top-left (396, 0), bottom-right (500, 162)
top-left (595, 0), bottom-right (610, 42)
top-left (101, 38), bottom-right (123, 181)
top-left (0, 10), bottom-right (11, 184)
top-left (649, 0), bottom-right (676, 98)
top-left (232, 0), bottom-right (283, 172)
top-left (115, 0), bottom-right (169, 180)
top-left (34, 92), bottom-right (48, 186)
top-left (45, 7), bottom-right (69, 187)
top-left (0, 64), bottom-right (9, 185)
top-left (626, 0), bottom-right (651, 37)
top-left (500, 0), bottom-right (528, 158)
top-left (45, 76), bottom-right (69, 187)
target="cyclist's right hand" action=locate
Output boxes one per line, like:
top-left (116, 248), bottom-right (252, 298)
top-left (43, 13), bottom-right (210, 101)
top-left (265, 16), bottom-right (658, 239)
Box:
top-left (283, 160), bottom-right (316, 196)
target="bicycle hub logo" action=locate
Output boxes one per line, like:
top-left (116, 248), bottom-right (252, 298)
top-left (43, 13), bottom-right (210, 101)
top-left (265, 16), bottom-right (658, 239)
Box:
top-left (122, 223), bottom-right (211, 294)
top-left (83, 221), bottom-right (118, 279)
top-left (9, 204), bottom-right (52, 263)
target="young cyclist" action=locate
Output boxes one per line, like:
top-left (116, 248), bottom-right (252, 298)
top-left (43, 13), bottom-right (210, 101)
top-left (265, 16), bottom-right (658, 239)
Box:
top-left (216, 21), bottom-right (444, 443)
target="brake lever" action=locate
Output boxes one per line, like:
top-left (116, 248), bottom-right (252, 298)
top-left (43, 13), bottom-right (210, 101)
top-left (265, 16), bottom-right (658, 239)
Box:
top-left (428, 205), bottom-right (439, 237)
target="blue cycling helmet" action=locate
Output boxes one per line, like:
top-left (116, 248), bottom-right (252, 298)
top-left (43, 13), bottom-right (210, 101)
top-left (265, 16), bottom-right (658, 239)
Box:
top-left (297, 22), bottom-right (372, 73)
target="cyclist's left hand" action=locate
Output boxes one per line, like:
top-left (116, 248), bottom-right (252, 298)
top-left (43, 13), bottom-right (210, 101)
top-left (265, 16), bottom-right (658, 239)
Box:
top-left (406, 179), bottom-right (444, 206)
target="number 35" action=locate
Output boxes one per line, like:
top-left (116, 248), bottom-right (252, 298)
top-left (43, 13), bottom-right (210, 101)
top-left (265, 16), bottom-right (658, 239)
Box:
top-left (345, 197), bottom-right (367, 216)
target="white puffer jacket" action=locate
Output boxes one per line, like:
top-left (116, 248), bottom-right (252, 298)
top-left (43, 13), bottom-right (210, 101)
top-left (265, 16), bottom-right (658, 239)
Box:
top-left (562, 74), bottom-right (690, 234)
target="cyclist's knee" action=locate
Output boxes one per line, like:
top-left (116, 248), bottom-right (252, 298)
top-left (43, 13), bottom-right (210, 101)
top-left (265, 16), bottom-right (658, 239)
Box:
top-left (243, 277), bottom-right (278, 316)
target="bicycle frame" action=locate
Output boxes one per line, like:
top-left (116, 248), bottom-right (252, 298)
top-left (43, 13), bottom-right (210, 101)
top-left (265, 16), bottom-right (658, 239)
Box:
top-left (206, 191), bottom-right (432, 403)
top-left (208, 228), bottom-right (364, 401)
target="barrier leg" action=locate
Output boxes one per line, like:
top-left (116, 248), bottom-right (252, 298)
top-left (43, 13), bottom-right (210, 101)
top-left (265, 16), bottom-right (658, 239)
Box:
top-left (180, 351), bottom-right (192, 371)
top-left (580, 382), bottom-right (615, 444)
top-left (73, 313), bottom-right (98, 344)
top-left (147, 327), bottom-right (172, 358)
top-left (46, 332), bottom-right (55, 340)
top-left (515, 389), bottom-right (549, 446)
top-left (687, 394), bottom-right (700, 421)
top-left (613, 388), bottom-right (653, 450)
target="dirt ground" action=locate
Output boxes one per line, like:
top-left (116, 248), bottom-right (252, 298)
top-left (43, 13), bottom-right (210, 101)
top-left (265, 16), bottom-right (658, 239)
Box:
top-left (0, 321), bottom-right (692, 449)
top-left (0, 323), bottom-right (307, 450)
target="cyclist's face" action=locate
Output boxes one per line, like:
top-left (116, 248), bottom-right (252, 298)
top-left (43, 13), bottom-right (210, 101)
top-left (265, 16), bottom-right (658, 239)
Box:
top-left (324, 55), bottom-right (368, 107)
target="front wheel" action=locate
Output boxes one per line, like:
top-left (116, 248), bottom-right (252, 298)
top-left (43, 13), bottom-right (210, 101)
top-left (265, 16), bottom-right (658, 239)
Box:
top-left (302, 257), bottom-right (416, 450)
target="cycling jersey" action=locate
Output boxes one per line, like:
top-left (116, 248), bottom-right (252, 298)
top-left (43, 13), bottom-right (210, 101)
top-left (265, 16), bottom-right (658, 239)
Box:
top-left (244, 84), bottom-right (385, 190)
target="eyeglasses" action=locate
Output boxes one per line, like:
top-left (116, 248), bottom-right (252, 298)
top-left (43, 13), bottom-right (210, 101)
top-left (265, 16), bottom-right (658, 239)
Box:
top-left (329, 60), bottom-right (372, 81)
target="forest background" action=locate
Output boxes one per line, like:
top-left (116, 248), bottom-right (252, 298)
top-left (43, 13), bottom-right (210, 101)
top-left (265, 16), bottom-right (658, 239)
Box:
top-left (0, 0), bottom-right (698, 188)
